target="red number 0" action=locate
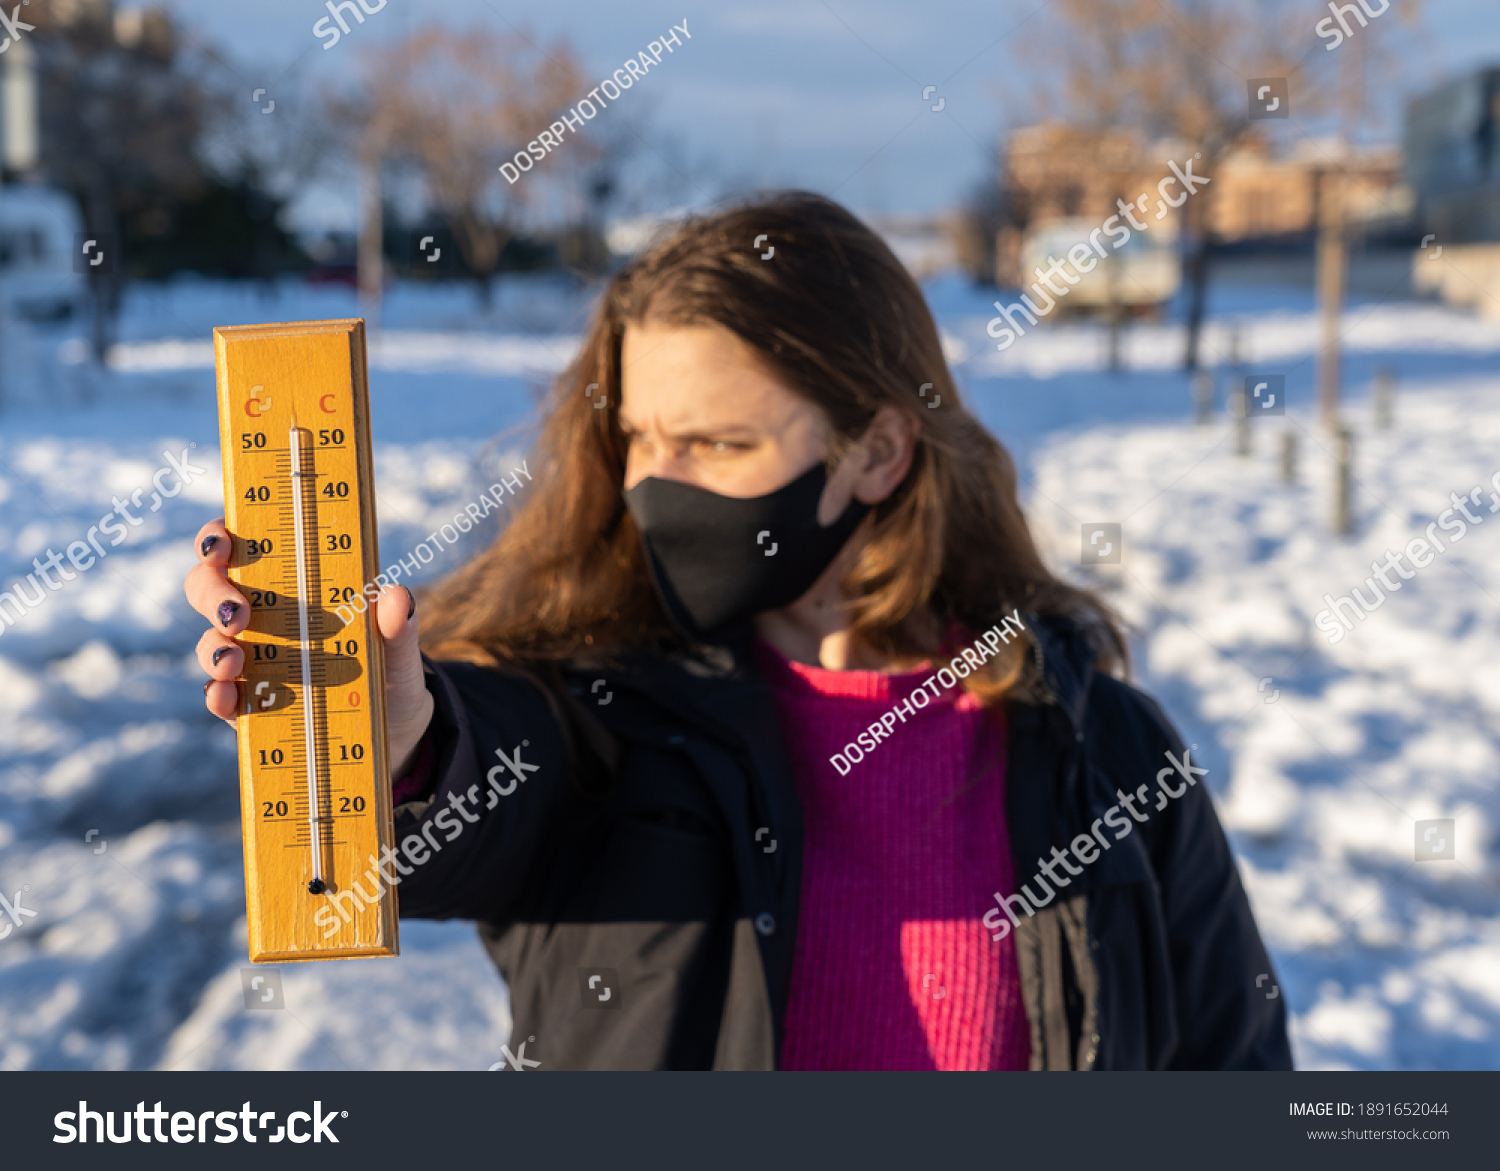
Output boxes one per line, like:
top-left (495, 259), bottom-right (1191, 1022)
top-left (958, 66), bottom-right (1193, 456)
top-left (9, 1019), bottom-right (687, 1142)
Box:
top-left (349, 691), bottom-right (361, 707)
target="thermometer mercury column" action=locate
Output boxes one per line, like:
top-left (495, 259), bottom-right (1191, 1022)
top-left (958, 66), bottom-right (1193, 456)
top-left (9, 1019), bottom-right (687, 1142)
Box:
top-left (288, 424), bottom-right (327, 896)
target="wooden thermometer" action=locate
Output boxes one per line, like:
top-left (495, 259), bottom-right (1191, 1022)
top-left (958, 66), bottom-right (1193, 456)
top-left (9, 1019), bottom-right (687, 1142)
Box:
top-left (214, 319), bottom-right (398, 963)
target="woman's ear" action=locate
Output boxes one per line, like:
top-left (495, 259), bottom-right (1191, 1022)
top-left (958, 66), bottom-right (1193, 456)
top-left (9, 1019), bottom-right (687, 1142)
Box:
top-left (816, 404), bottom-right (919, 525)
top-left (850, 405), bottom-right (919, 506)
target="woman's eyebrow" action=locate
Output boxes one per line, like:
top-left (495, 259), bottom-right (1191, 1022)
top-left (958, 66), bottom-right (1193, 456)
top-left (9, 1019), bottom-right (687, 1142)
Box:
top-left (617, 416), bottom-right (761, 442)
top-left (679, 425), bottom-right (760, 442)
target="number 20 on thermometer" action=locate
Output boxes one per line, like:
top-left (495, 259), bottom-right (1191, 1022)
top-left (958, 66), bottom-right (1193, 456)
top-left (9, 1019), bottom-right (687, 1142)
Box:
top-left (214, 319), bottom-right (398, 963)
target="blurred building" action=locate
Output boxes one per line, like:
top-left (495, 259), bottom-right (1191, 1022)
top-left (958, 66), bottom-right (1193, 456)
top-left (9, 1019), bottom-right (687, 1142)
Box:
top-left (1001, 126), bottom-right (1406, 243)
top-left (1405, 67), bottom-right (1500, 243)
top-left (996, 125), bottom-right (1409, 295)
top-left (1000, 125), bottom-right (1167, 230)
top-left (1209, 139), bottom-right (1408, 245)
top-left (1406, 67), bottom-right (1500, 319)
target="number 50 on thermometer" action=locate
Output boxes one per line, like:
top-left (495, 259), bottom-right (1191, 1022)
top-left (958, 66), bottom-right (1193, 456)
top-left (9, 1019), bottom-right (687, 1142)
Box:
top-left (214, 319), bottom-right (398, 963)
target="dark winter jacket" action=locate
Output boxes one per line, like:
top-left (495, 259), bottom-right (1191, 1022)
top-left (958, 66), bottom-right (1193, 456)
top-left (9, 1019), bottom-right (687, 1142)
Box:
top-left (392, 614), bottom-right (1292, 1070)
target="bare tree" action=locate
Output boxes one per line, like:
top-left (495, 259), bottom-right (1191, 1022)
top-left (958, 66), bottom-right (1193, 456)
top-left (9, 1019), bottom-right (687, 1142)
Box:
top-left (955, 145), bottom-right (1008, 286)
top-left (330, 27), bottom-right (586, 307)
top-left (1026, 0), bottom-right (1347, 369)
top-left (30, 1), bottom-right (215, 358)
top-left (200, 60), bottom-right (340, 218)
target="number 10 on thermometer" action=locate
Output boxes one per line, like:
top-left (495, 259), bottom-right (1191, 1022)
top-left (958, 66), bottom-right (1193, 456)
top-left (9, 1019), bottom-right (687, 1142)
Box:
top-left (214, 319), bottom-right (398, 963)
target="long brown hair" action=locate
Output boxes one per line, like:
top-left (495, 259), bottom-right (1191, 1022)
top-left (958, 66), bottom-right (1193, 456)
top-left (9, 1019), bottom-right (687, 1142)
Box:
top-left (420, 191), bottom-right (1126, 703)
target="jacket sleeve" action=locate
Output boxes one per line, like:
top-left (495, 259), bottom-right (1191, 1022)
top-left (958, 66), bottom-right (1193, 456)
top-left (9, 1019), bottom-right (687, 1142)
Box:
top-left (388, 654), bottom-right (573, 923)
top-left (1113, 683), bottom-right (1293, 1070)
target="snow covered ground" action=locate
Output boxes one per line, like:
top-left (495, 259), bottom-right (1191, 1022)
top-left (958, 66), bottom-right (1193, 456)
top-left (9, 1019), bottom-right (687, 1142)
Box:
top-left (0, 270), bottom-right (1496, 1069)
top-left (1026, 383), bottom-right (1500, 1070)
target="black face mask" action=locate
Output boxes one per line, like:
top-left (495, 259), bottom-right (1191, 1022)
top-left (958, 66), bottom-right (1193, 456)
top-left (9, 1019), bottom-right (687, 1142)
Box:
top-left (623, 462), bottom-right (870, 644)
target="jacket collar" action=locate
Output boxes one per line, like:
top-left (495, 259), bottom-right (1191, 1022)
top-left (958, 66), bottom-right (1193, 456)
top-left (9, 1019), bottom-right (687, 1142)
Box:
top-left (1022, 611), bottom-right (1098, 732)
top-left (599, 612), bottom-right (1102, 729)
top-left (580, 610), bottom-right (1100, 721)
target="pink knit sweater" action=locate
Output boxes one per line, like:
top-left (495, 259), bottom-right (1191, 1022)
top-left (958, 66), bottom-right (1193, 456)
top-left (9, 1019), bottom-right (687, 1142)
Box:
top-left (753, 636), bottom-right (1030, 1071)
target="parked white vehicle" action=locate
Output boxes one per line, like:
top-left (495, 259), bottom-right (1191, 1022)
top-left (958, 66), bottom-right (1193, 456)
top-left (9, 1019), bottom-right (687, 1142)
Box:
top-left (0, 183), bottom-right (89, 323)
top-left (1019, 216), bottom-right (1180, 318)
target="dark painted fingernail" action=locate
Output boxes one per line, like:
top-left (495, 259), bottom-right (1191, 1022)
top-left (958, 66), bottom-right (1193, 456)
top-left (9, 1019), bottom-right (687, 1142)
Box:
top-left (212, 646), bottom-right (231, 667)
top-left (203, 680), bottom-right (212, 695)
top-left (406, 588), bottom-right (416, 620)
top-left (217, 600), bottom-right (239, 627)
top-left (201, 534), bottom-right (219, 557)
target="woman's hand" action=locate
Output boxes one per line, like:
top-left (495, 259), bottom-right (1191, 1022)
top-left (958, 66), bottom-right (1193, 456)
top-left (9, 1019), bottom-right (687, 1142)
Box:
top-left (185, 517), bottom-right (436, 776)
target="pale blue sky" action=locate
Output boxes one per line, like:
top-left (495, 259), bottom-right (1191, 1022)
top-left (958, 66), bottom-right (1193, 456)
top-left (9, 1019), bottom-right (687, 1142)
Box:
top-left (170, 0), bottom-right (1500, 225)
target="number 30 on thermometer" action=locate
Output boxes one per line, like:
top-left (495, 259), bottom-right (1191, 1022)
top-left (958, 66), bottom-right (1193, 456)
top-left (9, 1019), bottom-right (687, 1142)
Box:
top-left (214, 319), bottom-right (398, 963)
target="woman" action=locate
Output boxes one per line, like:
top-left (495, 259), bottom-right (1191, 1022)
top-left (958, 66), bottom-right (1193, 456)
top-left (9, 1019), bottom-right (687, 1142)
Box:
top-left (187, 192), bottom-right (1290, 1071)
